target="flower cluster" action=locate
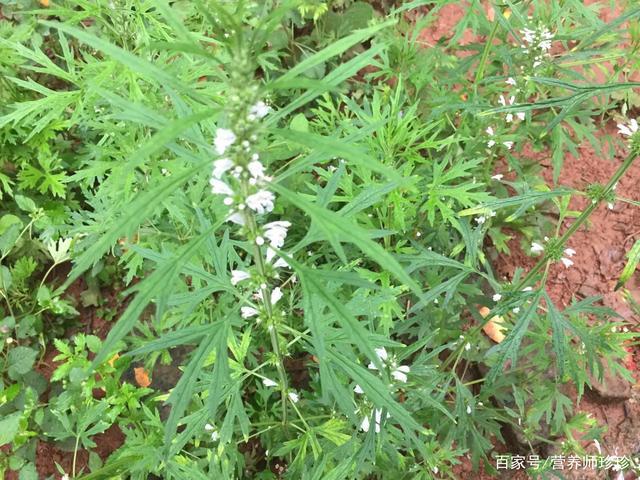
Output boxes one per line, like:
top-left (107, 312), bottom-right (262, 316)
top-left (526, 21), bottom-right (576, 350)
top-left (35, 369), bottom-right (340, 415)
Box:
top-left (211, 66), bottom-right (297, 421)
top-left (354, 347), bottom-right (411, 433)
top-left (520, 25), bottom-right (555, 69)
top-left (211, 96), bottom-right (293, 322)
top-left (618, 117), bottom-right (639, 151)
top-left (485, 78), bottom-right (527, 153)
top-left (531, 237), bottom-right (576, 268)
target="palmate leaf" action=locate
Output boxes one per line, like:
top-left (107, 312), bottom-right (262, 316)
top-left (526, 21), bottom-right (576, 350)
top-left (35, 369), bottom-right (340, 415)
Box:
top-left (169, 319), bottom-right (232, 456)
top-left (299, 266), bottom-right (385, 372)
top-left (272, 128), bottom-right (401, 181)
top-left (126, 324), bottom-right (213, 356)
top-left (163, 326), bottom-right (221, 452)
top-left (545, 292), bottom-right (569, 378)
top-left (274, 185), bottom-right (422, 297)
top-left (266, 43), bottom-right (389, 125)
top-left (90, 227), bottom-right (214, 367)
top-left (40, 21), bottom-right (199, 98)
top-left (61, 159), bottom-right (210, 291)
top-left (485, 291), bottom-right (543, 385)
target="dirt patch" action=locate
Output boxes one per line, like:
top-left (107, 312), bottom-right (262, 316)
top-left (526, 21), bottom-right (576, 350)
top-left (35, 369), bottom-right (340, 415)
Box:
top-left (495, 124), bottom-right (640, 316)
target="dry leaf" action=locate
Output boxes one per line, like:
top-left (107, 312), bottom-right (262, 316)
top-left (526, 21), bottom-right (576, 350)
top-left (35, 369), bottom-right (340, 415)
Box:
top-left (479, 306), bottom-right (506, 343)
top-left (134, 367), bottom-right (152, 388)
top-left (39, 0), bottom-right (49, 6)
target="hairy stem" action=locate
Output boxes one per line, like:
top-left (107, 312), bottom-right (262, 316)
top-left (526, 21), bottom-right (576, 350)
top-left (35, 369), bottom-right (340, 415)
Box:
top-left (243, 191), bottom-right (289, 426)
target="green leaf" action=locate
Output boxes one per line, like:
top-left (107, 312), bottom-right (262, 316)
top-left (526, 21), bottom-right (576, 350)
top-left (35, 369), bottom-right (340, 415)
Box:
top-left (62, 160), bottom-right (210, 291)
top-left (458, 189), bottom-right (573, 217)
top-left (164, 329), bottom-right (220, 450)
top-left (274, 185), bottom-right (421, 296)
top-left (615, 239), bottom-right (640, 290)
top-left (273, 128), bottom-right (400, 181)
top-left (40, 21), bottom-right (197, 97)
top-left (126, 324), bottom-right (214, 356)
top-left (0, 412), bottom-right (22, 446)
top-left (485, 292), bottom-right (542, 384)
top-left (8, 346), bottom-right (38, 379)
top-left (91, 228), bottom-right (214, 367)
top-left (271, 20), bottom-right (394, 86)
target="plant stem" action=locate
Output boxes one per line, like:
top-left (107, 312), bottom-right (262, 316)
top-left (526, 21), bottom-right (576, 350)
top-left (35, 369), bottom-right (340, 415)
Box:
top-left (243, 193), bottom-right (289, 427)
top-left (443, 149), bottom-right (638, 372)
top-left (72, 434), bottom-right (80, 478)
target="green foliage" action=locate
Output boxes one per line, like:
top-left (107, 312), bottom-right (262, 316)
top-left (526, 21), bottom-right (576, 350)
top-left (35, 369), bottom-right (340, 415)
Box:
top-left (1, 0), bottom-right (639, 479)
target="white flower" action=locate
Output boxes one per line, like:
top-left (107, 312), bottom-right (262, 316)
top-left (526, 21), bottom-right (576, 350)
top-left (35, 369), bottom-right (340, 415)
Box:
top-left (486, 126), bottom-right (494, 136)
top-left (288, 391), bottom-right (299, 403)
top-left (506, 113), bottom-right (514, 123)
top-left (246, 190), bottom-right (275, 214)
top-left (360, 409), bottom-right (388, 433)
top-left (210, 178), bottom-right (234, 196)
top-left (506, 77), bottom-right (517, 86)
top-left (360, 415), bottom-right (371, 433)
top-left (367, 347), bottom-right (388, 370)
top-left (263, 221), bottom-right (291, 249)
top-left (561, 257), bottom-right (574, 268)
top-left (531, 242), bottom-right (545, 254)
top-left (214, 128), bottom-right (236, 155)
top-left (491, 174), bottom-right (504, 181)
top-left (513, 307), bottom-right (521, 314)
top-left (475, 216), bottom-right (486, 225)
top-left (227, 212), bottom-right (245, 225)
top-left (464, 342), bottom-right (471, 351)
top-left (466, 405), bottom-right (472, 414)
top-left (521, 28), bottom-right (536, 44)
top-left (250, 101), bottom-right (271, 119)
top-left (270, 287), bottom-right (283, 305)
top-left (247, 160), bottom-right (265, 178)
top-left (354, 384), bottom-right (364, 394)
top-left (538, 39), bottom-right (552, 51)
top-left (241, 306), bottom-right (259, 318)
top-left (205, 423), bottom-right (219, 441)
top-left (391, 365), bottom-right (410, 383)
top-left (212, 158), bottom-right (234, 179)
top-left (499, 95), bottom-right (515, 107)
top-left (231, 270), bottom-right (250, 286)
top-left (618, 119), bottom-right (638, 137)
top-left (564, 248), bottom-right (576, 257)
top-left (375, 347), bottom-right (388, 361)
top-left (493, 293), bottom-right (502, 302)
top-left (61, 475), bottom-right (70, 480)
top-left (487, 139), bottom-right (496, 148)
top-left (503, 141), bottom-right (514, 150)
top-left (263, 378), bottom-right (278, 387)
top-left (273, 256), bottom-right (289, 269)
top-left (522, 286), bottom-right (533, 292)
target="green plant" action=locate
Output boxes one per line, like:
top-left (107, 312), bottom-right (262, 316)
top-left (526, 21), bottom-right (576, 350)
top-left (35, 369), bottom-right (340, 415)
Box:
top-left (2, 0), bottom-right (640, 479)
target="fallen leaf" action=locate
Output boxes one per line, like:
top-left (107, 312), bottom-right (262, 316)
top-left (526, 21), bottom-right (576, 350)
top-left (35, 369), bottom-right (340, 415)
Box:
top-left (134, 367), bottom-right (152, 387)
top-left (39, 0), bottom-right (49, 6)
top-left (479, 306), bottom-right (506, 343)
